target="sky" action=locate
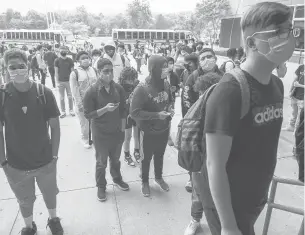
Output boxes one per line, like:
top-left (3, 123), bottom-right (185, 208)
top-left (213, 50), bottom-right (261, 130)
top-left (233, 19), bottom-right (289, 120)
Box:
top-left (1, 0), bottom-right (201, 15)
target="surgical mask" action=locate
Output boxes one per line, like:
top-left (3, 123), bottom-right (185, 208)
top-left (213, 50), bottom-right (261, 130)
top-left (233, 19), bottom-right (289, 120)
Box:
top-left (200, 58), bottom-right (216, 71)
top-left (161, 68), bottom-right (169, 79)
top-left (8, 69), bottom-right (29, 83)
top-left (256, 35), bottom-right (295, 66)
top-left (81, 59), bottom-right (90, 67)
top-left (60, 51), bottom-right (67, 57)
top-left (100, 74), bottom-right (113, 84)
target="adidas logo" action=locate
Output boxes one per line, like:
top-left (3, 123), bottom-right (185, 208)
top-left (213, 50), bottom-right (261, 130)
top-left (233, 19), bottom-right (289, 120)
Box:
top-left (253, 103), bottom-right (283, 125)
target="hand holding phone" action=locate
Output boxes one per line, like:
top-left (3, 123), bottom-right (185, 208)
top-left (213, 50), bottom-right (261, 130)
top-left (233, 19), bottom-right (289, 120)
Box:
top-left (106, 103), bottom-right (119, 112)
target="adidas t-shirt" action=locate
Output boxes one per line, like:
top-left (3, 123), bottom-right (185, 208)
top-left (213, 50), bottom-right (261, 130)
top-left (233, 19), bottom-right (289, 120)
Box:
top-left (205, 71), bottom-right (284, 212)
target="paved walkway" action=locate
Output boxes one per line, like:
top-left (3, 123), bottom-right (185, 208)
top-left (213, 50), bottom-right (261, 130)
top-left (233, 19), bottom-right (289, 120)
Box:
top-left (0, 56), bottom-right (303, 235)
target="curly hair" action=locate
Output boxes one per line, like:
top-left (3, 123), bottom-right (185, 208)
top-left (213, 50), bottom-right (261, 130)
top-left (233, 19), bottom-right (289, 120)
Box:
top-left (3, 48), bottom-right (27, 66)
top-left (194, 72), bottom-right (221, 94)
top-left (118, 67), bottom-right (138, 85)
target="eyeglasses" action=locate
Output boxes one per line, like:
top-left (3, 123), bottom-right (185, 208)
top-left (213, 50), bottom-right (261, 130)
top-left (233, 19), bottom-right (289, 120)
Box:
top-left (253, 27), bottom-right (301, 40)
top-left (8, 64), bottom-right (27, 70)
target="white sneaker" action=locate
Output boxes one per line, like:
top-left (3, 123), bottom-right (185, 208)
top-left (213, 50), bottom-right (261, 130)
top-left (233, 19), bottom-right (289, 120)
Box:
top-left (84, 144), bottom-right (91, 149)
top-left (184, 219), bottom-right (200, 235)
top-left (282, 125), bottom-right (294, 132)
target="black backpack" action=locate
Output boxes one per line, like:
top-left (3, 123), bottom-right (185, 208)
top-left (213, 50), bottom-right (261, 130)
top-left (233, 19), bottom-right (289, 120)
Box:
top-left (31, 55), bottom-right (39, 69)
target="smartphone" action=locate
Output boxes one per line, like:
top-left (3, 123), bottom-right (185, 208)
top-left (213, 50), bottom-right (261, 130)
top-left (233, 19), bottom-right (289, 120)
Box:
top-left (114, 102), bottom-right (120, 106)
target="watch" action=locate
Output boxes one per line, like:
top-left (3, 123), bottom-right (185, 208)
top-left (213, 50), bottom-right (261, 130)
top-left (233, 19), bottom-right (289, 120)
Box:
top-left (1, 160), bottom-right (8, 167)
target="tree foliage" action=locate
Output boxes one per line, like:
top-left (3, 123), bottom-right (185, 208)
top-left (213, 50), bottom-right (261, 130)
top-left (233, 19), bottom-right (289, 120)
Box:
top-left (126, 0), bottom-right (152, 28)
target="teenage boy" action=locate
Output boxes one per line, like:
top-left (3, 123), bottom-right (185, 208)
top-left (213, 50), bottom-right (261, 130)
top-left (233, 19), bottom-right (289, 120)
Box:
top-left (36, 45), bottom-right (47, 85)
top-left (44, 45), bottom-right (58, 88)
top-left (191, 2), bottom-right (297, 235)
top-left (83, 58), bottom-right (129, 202)
top-left (0, 49), bottom-right (63, 235)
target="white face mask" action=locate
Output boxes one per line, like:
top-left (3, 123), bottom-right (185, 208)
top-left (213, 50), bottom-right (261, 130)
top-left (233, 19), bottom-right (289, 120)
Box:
top-left (200, 58), bottom-right (216, 71)
top-left (255, 34), bottom-right (295, 66)
top-left (161, 68), bottom-right (169, 79)
top-left (8, 68), bottom-right (29, 83)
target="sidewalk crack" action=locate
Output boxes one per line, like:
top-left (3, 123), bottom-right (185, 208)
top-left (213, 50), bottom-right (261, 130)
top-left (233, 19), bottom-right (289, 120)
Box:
top-left (112, 185), bottom-right (123, 235)
top-left (9, 208), bottom-right (20, 235)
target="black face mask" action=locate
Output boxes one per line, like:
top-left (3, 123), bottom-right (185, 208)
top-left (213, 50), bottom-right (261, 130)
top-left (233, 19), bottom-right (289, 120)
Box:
top-left (122, 84), bottom-right (135, 93)
top-left (60, 51), bottom-right (67, 57)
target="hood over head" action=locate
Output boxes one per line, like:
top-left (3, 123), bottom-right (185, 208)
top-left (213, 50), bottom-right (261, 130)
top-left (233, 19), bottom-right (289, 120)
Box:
top-left (104, 41), bottom-right (116, 51)
top-left (147, 55), bottom-right (167, 90)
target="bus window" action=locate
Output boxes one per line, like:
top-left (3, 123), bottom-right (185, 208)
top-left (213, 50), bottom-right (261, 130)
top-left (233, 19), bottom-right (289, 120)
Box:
top-left (50, 32), bottom-right (54, 40)
top-left (28, 32), bottom-right (32, 39)
top-left (151, 32), bottom-right (156, 40)
top-left (33, 32), bottom-right (36, 40)
top-left (113, 32), bottom-right (118, 39)
top-left (118, 31), bottom-right (125, 39)
top-left (55, 34), bottom-right (60, 43)
top-left (127, 31), bottom-right (132, 39)
top-left (37, 32), bottom-right (41, 40)
top-left (139, 32), bottom-right (144, 39)
top-left (46, 32), bottom-right (50, 40)
top-left (7, 32), bottom-right (11, 39)
top-left (41, 33), bottom-right (45, 40)
top-left (157, 32), bottom-right (162, 40)
top-left (180, 32), bottom-right (186, 40)
top-left (20, 32), bottom-right (24, 39)
top-left (163, 32), bottom-right (168, 40)
top-left (132, 32), bottom-right (138, 39)
top-left (169, 32), bottom-right (173, 40)
top-left (24, 32), bottom-right (27, 39)
top-left (12, 32), bottom-right (15, 39)
top-left (145, 32), bottom-right (150, 39)
top-left (16, 32), bottom-right (20, 39)
top-left (174, 32), bottom-right (179, 40)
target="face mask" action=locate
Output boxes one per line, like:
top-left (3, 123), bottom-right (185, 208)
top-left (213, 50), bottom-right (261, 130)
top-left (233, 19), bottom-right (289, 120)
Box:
top-left (161, 68), bottom-right (169, 79)
top-left (81, 59), bottom-right (90, 67)
top-left (196, 46), bottom-right (202, 51)
top-left (60, 51), bottom-right (67, 57)
top-left (122, 84), bottom-right (135, 93)
top-left (8, 69), bottom-right (29, 83)
top-left (200, 58), bottom-right (216, 71)
top-left (100, 74), bottom-right (113, 84)
top-left (256, 35), bottom-right (295, 65)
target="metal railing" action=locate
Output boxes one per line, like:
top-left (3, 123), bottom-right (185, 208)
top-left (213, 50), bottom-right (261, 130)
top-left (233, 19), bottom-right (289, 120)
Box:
top-left (262, 176), bottom-right (304, 235)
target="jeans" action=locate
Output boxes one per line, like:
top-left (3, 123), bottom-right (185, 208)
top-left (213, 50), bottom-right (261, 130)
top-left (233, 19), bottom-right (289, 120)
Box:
top-left (39, 68), bottom-right (47, 85)
top-left (48, 66), bottom-right (56, 88)
top-left (93, 131), bottom-right (124, 189)
top-left (58, 81), bottom-right (74, 113)
top-left (75, 109), bottom-right (90, 143)
top-left (139, 129), bottom-right (169, 183)
top-left (288, 98), bottom-right (304, 128)
top-left (191, 183), bottom-right (204, 221)
top-left (3, 159), bottom-right (59, 218)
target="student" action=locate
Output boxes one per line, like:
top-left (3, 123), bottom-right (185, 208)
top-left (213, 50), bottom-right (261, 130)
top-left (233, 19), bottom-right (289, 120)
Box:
top-left (295, 107), bottom-right (304, 182)
top-left (36, 45), bottom-right (47, 85)
top-left (192, 2), bottom-right (297, 235)
top-left (44, 45), bottom-right (58, 88)
top-left (184, 72), bottom-right (221, 235)
top-left (282, 64), bottom-right (304, 131)
top-left (70, 51), bottom-right (97, 148)
top-left (133, 44), bottom-right (143, 74)
top-left (54, 46), bottom-right (75, 118)
top-left (130, 55), bottom-right (173, 197)
top-left (166, 56), bottom-right (180, 105)
top-left (91, 49), bottom-right (102, 69)
top-left (195, 41), bottom-right (204, 55)
top-left (117, 43), bottom-right (131, 67)
top-left (174, 45), bottom-right (190, 79)
top-left (83, 58), bottom-right (129, 202)
top-left (118, 67), bottom-right (140, 166)
top-left (0, 49), bottom-right (63, 235)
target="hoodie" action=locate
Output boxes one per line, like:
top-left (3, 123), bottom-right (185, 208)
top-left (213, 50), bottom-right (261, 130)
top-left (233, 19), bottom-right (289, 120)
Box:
top-left (130, 55), bottom-right (172, 134)
top-left (103, 41), bottom-right (124, 83)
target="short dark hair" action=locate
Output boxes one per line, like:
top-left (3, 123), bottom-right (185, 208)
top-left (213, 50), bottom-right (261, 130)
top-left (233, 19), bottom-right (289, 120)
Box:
top-left (241, 2), bottom-right (292, 32)
top-left (118, 67), bottom-right (138, 85)
top-left (197, 41), bottom-right (204, 46)
top-left (166, 56), bottom-right (174, 64)
top-left (194, 72), bottom-right (221, 93)
top-left (76, 51), bottom-right (89, 61)
top-left (47, 45), bottom-right (52, 51)
top-left (91, 49), bottom-right (101, 57)
top-left (184, 54), bottom-right (199, 64)
top-left (227, 48), bottom-right (237, 59)
top-left (118, 43), bottom-right (125, 49)
top-left (4, 48), bottom-right (28, 65)
top-left (97, 58), bottom-right (112, 71)
top-left (200, 48), bottom-right (215, 56)
top-left (36, 45), bottom-right (42, 51)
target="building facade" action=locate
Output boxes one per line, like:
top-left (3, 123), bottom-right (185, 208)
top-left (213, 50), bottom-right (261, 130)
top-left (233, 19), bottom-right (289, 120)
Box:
top-left (220, 0), bottom-right (304, 58)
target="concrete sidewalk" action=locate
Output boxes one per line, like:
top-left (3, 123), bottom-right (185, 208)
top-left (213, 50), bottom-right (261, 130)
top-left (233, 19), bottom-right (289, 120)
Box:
top-left (0, 57), bottom-right (304, 235)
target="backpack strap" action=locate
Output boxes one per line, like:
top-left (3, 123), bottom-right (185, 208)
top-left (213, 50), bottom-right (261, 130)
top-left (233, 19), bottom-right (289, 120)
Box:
top-left (73, 69), bottom-right (79, 82)
top-left (120, 54), bottom-right (125, 67)
top-left (36, 82), bottom-right (46, 105)
top-left (227, 68), bottom-right (250, 119)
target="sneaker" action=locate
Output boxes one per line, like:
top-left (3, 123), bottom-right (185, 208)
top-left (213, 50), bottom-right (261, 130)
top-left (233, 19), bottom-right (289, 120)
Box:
top-left (185, 180), bottom-right (192, 193)
top-left (282, 125), bottom-right (294, 132)
top-left (113, 179), bottom-right (130, 191)
top-left (134, 149), bottom-right (142, 164)
top-left (70, 111), bottom-right (75, 117)
top-left (184, 219), bottom-right (201, 235)
top-left (59, 113), bottom-right (66, 118)
top-left (21, 222), bottom-right (37, 235)
top-left (97, 187), bottom-right (107, 201)
top-left (124, 153), bottom-right (136, 167)
top-left (155, 178), bottom-right (170, 191)
top-left (84, 143), bottom-right (91, 149)
top-left (47, 217), bottom-right (64, 235)
top-left (142, 182), bottom-right (150, 197)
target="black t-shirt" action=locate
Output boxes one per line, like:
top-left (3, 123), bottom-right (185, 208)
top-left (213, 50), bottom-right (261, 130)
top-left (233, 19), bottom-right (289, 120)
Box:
top-left (293, 64), bottom-right (304, 100)
top-left (54, 57), bottom-right (74, 82)
top-left (44, 51), bottom-right (58, 67)
top-left (1, 82), bottom-right (60, 170)
top-left (205, 71), bottom-right (284, 211)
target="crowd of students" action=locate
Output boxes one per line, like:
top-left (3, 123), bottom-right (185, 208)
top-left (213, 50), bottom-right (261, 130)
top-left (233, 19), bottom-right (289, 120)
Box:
top-left (0, 2), bottom-right (304, 235)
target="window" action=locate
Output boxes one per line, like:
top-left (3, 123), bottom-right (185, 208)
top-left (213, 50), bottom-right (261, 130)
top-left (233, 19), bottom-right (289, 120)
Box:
top-left (20, 32), bottom-right (23, 39)
top-left (113, 32), bottom-right (118, 39)
top-left (16, 32), bottom-right (20, 39)
top-left (163, 32), bottom-right (168, 40)
top-left (28, 32), bottom-right (32, 39)
top-left (37, 32), bottom-right (41, 40)
top-left (157, 32), bottom-right (162, 40)
top-left (139, 32), bottom-right (144, 39)
top-left (151, 32), bottom-right (156, 39)
top-left (41, 33), bottom-right (45, 40)
top-left (127, 31), bottom-right (132, 39)
top-left (180, 32), bottom-right (186, 40)
top-left (169, 32), bottom-right (173, 40)
top-left (132, 32), bottom-right (138, 39)
top-left (55, 33), bottom-right (60, 43)
top-left (295, 5), bottom-right (304, 18)
top-left (118, 31), bottom-right (125, 39)
top-left (50, 32), bottom-right (54, 40)
top-left (46, 32), bottom-right (50, 40)
top-left (7, 32), bottom-right (11, 39)
top-left (174, 32), bottom-right (179, 40)
top-left (294, 21), bottom-right (304, 50)
top-left (145, 32), bottom-right (150, 39)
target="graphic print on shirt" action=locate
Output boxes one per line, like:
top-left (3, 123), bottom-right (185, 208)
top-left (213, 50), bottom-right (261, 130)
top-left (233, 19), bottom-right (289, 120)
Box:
top-left (252, 102), bottom-right (283, 126)
top-left (148, 91), bottom-right (169, 104)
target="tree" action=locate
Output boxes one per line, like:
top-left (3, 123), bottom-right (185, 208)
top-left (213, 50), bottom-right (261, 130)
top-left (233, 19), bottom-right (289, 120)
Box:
top-left (62, 21), bottom-right (90, 36)
top-left (126, 0), bottom-right (152, 28)
top-left (155, 14), bottom-right (171, 29)
top-left (195, 0), bottom-right (231, 45)
top-left (75, 5), bottom-right (89, 25)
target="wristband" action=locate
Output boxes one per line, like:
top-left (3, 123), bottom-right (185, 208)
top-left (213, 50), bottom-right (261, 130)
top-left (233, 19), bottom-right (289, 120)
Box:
top-left (1, 160), bottom-right (8, 167)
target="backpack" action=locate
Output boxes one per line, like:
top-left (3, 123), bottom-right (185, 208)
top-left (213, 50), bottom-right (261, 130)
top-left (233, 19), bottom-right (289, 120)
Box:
top-left (73, 67), bottom-right (98, 82)
top-left (31, 55), bottom-right (38, 68)
top-left (0, 82), bottom-right (46, 124)
top-left (175, 68), bottom-right (250, 172)
top-left (219, 60), bottom-right (235, 73)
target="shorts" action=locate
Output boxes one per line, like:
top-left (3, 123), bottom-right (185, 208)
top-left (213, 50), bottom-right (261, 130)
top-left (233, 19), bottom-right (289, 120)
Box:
top-left (126, 115), bottom-right (136, 129)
